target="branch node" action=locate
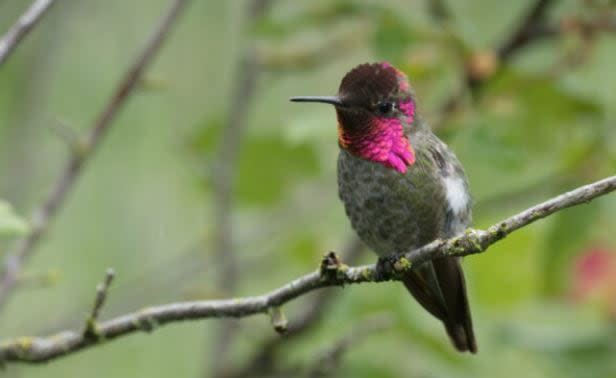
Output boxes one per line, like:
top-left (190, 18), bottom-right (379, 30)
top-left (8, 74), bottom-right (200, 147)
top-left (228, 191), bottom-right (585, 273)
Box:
top-left (48, 121), bottom-right (89, 156)
top-left (393, 256), bottom-right (412, 273)
top-left (268, 307), bottom-right (288, 334)
top-left (486, 222), bottom-right (508, 243)
top-left (465, 50), bottom-right (499, 82)
top-left (83, 268), bottom-right (115, 338)
top-left (446, 229), bottom-right (487, 257)
top-left (7, 337), bottom-right (34, 361)
top-left (319, 252), bottom-right (348, 283)
top-left (135, 309), bottom-right (159, 333)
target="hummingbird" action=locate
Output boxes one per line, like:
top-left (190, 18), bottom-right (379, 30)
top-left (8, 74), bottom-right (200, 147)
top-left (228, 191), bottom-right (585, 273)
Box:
top-left (291, 62), bottom-right (477, 353)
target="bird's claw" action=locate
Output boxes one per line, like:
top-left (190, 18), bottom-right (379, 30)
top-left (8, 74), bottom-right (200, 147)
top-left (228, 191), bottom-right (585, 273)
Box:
top-left (375, 254), bottom-right (399, 281)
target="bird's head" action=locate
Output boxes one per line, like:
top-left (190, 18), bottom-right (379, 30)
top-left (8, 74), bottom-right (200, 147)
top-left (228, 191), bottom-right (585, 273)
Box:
top-left (291, 62), bottom-right (416, 173)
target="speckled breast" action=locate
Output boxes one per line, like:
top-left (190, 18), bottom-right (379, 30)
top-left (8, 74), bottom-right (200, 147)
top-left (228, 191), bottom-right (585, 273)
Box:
top-left (337, 146), bottom-right (467, 256)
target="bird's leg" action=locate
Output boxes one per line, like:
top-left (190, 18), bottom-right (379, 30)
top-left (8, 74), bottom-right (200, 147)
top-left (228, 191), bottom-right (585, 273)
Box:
top-left (374, 253), bottom-right (401, 281)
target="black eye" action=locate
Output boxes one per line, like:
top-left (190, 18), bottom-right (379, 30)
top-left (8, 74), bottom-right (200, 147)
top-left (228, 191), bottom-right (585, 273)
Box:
top-left (377, 101), bottom-right (395, 114)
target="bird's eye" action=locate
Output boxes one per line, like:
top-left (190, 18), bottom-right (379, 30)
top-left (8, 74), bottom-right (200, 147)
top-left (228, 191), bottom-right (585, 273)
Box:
top-left (377, 101), bottom-right (395, 114)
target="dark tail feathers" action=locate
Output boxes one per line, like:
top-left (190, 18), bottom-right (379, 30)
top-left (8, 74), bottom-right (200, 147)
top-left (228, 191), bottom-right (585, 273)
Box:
top-left (402, 257), bottom-right (477, 353)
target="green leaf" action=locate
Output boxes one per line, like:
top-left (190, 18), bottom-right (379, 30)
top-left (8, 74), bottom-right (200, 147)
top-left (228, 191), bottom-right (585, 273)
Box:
top-left (0, 200), bottom-right (29, 236)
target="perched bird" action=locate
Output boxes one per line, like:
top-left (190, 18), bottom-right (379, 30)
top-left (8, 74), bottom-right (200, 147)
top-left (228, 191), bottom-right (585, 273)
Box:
top-left (291, 62), bottom-right (477, 353)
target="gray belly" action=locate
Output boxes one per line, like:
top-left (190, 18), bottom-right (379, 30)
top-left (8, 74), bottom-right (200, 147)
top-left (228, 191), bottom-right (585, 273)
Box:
top-left (338, 151), bottom-right (436, 256)
top-left (337, 149), bottom-right (461, 256)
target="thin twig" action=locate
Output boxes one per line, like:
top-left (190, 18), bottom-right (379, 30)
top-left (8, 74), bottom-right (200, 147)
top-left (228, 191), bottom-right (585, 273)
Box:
top-left (434, 0), bottom-right (557, 128)
top-left (0, 0), bottom-right (191, 313)
top-left (268, 306), bottom-right (288, 334)
top-left (497, 0), bottom-right (556, 61)
top-left (0, 0), bottom-right (58, 66)
top-left (83, 269), bottom-right (115, 338)
top-left (437, 4), bottom-right (616, 123)
top-left (0, 175), bottom-right (613, 364)
top-left (431, 7), bottom-right (616, 130)
top-left (468, 0), bottom-right (556, 91)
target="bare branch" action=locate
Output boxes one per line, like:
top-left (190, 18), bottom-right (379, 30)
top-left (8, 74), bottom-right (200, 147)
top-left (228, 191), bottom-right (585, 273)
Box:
top-left (0, 0), bottom-right (191, 312)
top-left (268, 306), bottom-right (288, 334)
top-left (83, 269), bottom-right (115, 338)
top-left (0, 175), bottom-right (613, 365)
top-left (497, 0), bottom-right (556, 61)
top-left (433, 0), bottom-right (561, 128)
top-left (436, 10), bottom-right (616, 128)
top-left (0, 0), bottom-right (58, 66)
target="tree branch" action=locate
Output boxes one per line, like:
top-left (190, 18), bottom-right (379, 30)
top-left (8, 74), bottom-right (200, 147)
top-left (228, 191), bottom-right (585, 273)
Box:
top-left (435, 10), bottom-right (616, 129)
top-left (434, 0), bottom-right (557, 128)
top-left (0, 0), bottom-right (58, 67)
top-left (496, 0), bottom-right (556, 61)
top-left (83, 268), bottom-right (115, 338)
top-left (0, 0), bottom-right (190, 313)
top-left (0, 175), bottom-right (613, 365)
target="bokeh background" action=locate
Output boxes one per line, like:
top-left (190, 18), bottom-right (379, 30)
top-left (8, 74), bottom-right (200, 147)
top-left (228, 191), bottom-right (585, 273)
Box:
top-left (1, 0), bottom-right (616, 377)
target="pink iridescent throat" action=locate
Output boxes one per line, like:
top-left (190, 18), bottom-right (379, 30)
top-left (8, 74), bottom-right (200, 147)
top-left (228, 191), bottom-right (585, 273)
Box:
top-left (339, 99), bottom-right (416, 173)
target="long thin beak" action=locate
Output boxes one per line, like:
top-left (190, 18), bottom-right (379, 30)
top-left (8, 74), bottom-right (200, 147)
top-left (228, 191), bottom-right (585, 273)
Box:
top-left (289, 96), bottom-right (344, 106)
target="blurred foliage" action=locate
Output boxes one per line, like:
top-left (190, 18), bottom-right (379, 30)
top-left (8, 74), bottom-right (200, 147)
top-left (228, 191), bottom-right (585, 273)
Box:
top-left (0, 199), bottom-right (29, 237)
top-left (541, 201), bottom-right (600, 296)
top-left (188, 117), bottom-right (320, 206)
top-left (0, 0), bottom-right (615, 377)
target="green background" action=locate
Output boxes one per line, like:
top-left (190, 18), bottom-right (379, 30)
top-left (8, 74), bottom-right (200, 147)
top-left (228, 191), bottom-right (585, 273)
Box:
top-left (1, 0), bottom-right (616, 377)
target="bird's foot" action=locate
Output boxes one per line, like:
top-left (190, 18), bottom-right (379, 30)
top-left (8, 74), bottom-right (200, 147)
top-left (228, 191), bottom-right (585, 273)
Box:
top-left (374, 254), bottom-right (400, 281)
